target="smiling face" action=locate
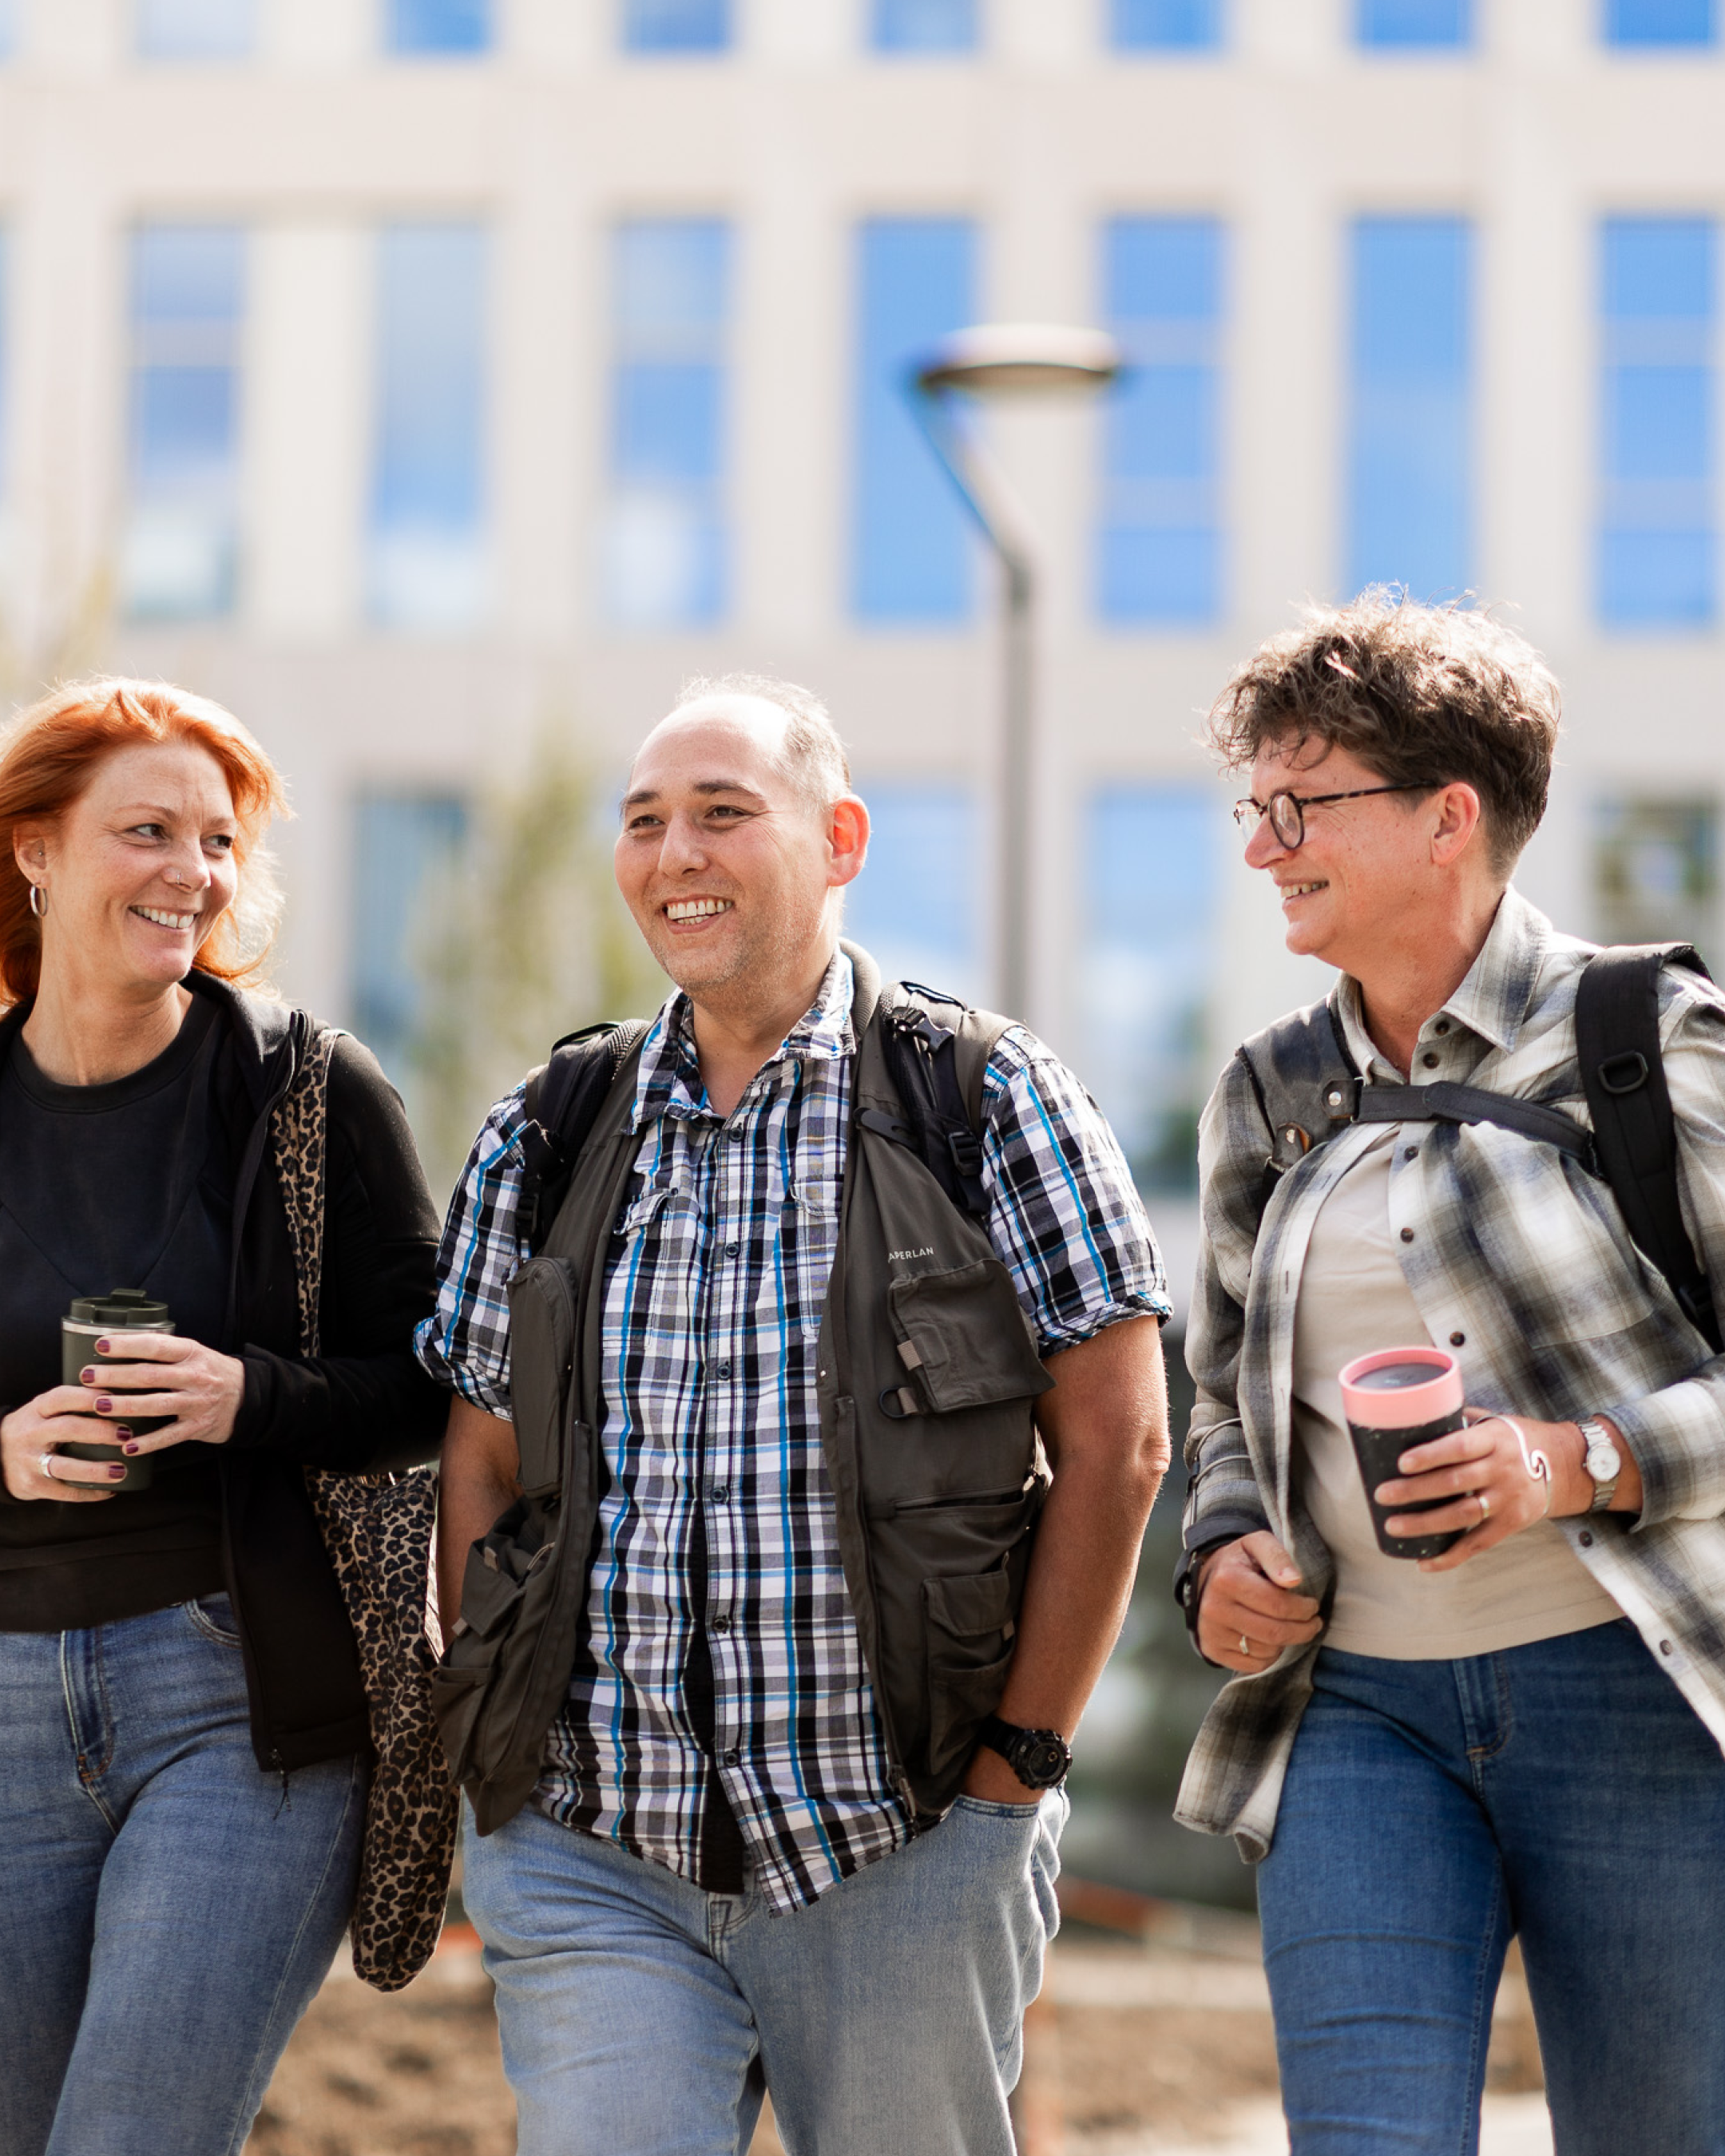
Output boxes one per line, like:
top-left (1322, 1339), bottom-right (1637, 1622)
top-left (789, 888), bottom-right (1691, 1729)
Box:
top-left (1242, 735), bottom-right (1477, 977)
top-left (18, 742), bottom-right (240, 999)
top-left (615, 696), bottom-right (868, 1013)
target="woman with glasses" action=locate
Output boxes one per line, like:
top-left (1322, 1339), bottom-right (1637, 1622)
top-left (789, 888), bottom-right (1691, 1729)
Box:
top-left (1176, 593), bottom-right (1725, 2155)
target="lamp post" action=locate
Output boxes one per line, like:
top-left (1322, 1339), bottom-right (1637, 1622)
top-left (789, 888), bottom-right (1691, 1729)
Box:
top-left (909, 323), bottom-right (1121, 1025)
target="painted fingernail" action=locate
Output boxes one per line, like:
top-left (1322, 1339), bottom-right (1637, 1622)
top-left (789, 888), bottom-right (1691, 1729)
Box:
top-left (95, 1338), bottom-right (112, 1354)
top-left (94, 1397), bottom-right (113, 1414)
top-left (111, 1426), bottom-right (133, 1441)
top-left (80, 1365), bottom-right (97, 1384)
top-left (109, 1464), bottom-right (127, 1479)
top-left (122, 1442), bottom-right (141, 1456)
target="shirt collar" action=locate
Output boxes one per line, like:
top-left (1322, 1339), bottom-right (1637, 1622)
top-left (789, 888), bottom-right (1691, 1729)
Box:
top-left (1335, 885), bottom-right (1553, 1076)
top-left (631, 948), bottom-right (856, 1128)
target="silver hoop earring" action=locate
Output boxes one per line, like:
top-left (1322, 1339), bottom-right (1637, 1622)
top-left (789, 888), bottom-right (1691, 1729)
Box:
top-left (27, 883), bottom-right (45, 920)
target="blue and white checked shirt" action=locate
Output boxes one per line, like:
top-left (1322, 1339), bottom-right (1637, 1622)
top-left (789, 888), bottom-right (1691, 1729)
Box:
top-left (418, 951), bottom-right (1167, 1912)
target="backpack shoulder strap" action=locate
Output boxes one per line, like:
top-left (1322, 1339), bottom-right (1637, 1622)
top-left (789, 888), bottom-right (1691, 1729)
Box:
top-left (864, 980), bottom-right (1011, 1219)
top-left (1235, 996), bottom-right (1360, 1209)
top-left (1576, 943), bottom-right (1719, 1350)
top-left (518, 1018), bottom-right (651, 1253)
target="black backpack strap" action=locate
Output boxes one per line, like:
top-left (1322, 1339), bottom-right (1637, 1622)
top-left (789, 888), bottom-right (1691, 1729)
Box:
top-left (518, 1018), bottom-right (651, 1253)
top-left (1357, 1080), bottom-right (1592, 1163)
top-left (863, 980), bottom-right (1010, 1219)
top-left (1236, 997), bottom-right (1361, 1212)
top-left (1576, 944), bottom-right (1719, 1352)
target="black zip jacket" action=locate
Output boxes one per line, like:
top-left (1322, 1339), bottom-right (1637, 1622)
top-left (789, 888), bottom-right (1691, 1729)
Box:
top-left (0, 976), bottom-right (446, 1771)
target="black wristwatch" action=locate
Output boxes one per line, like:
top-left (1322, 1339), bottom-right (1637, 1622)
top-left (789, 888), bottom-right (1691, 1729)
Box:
top-left (978, 1714), bottom-right (1072, 1791)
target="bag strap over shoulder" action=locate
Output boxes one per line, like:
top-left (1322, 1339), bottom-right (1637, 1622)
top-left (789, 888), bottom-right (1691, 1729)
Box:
top-left (269, 1020), bottom-right (342, 1359)
top-left (1576, 943), bottom-right (1719, 1351)
top-left (518, 1018), bottom-right (652, 1254)
top-left (861, 980), bottom-right (1012, 1219)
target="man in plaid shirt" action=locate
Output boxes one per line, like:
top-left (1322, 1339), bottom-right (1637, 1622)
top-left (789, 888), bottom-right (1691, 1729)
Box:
top-left (420, 672), bottom-right (1169, 2155)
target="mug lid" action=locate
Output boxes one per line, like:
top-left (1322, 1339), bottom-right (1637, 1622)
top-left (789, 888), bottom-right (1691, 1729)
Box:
top-left (1338, 1346), bottom-right (1464, 1429)
top-left (68, 1288), bottom-right (172, 1328)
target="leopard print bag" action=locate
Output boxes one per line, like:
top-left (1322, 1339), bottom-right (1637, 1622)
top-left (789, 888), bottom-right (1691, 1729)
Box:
top-left (272, 1023), bottom-right (460, 1992)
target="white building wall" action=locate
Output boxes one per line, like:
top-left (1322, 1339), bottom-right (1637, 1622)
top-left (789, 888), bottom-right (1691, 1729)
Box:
top-left (0, 2), bottom-right (1715, 1114)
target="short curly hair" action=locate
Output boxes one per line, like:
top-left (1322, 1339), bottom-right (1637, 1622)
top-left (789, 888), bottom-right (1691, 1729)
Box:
top-left (1206, 593), bottom-right (1560, 873)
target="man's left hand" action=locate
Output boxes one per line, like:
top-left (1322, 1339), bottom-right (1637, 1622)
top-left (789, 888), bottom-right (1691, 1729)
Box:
top-left (960, 1742), bottom-right (1045, 1807)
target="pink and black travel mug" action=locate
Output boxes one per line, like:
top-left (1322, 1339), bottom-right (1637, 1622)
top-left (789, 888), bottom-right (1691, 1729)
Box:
top-left (1338, 1347), bottom-right (1467, 1561)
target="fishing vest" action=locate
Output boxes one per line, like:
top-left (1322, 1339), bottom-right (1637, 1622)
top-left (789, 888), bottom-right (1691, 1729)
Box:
top-left (432, 944), bottom-right (1055, 1836)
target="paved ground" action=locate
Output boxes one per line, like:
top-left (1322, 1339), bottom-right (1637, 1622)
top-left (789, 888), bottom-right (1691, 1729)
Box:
top-left (244, 1909), bottom-right (1552, 2156)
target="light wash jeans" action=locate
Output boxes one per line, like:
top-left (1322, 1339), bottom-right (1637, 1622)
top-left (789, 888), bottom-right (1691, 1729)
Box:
top-left (1258, 1619), bottom-right (1725, 2156)
top-left (462, 1788), bottom-right (1066, 2156)
top-left (0, 1593), bottom-right (366, 2156)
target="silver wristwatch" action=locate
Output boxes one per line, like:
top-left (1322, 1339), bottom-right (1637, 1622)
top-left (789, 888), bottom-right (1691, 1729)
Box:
top-left (1577, 1418), bottom-right (1623, 1513)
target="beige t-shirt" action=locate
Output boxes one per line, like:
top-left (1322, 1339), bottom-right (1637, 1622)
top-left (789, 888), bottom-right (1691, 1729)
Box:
top-left (1293, 1128), bottom-right (1621, 1659)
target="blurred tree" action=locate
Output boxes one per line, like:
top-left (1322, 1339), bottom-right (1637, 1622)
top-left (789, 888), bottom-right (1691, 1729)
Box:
top-left (411, 715), bottom-right (664, 1191)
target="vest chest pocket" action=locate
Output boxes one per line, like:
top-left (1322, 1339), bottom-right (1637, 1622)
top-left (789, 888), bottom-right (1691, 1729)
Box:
top-left (888, 1258), bottom-right (1053, 1416)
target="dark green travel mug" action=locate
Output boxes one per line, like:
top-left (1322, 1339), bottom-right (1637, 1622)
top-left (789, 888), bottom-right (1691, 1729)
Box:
top-left (60, 1290), bottom-right (175, 1493)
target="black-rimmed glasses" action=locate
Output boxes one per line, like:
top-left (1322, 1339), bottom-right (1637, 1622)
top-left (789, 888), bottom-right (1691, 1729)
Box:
top-left (1231, 785), bottom-right (1427, 850)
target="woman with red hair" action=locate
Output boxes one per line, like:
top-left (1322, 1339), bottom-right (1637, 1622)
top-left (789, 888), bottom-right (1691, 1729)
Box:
top-left (0, 681), bottom-right (445, 2156)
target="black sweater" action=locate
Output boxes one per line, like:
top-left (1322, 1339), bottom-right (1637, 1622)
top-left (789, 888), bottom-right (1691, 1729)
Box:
top-left (0, 977), bottom-right (446, 1770)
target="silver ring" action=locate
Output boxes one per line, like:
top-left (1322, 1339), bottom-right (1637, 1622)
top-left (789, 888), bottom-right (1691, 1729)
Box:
top-left (1238, 1633), bottom-right (1251, 1656)
top-left (40, 1451), bottom-right (56, 1481)
top-left (1477, 1490), bottom-right (1490, 1522)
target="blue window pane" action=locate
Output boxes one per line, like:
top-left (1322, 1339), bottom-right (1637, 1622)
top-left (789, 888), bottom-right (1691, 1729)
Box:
top-left (871, 0), bottom-right (976, 50)
top-left (1599, 217), bottom-right (1716, 627)
top-left (1347, 216), bottom-right (1471, 601)
top-left (351, 793), bottom-right (468, 1087)
top-left (387, 0), bottom-right (490, 53)
top-left (0, 0), bottom-right (15, 59)
top-left (845, 784), bottom-right (980, 1001)
top-left (1357, 0), bottom-right (1471, 44)
top-left (603, 220), bottom-right (729, 628)
top-left (624, 0), bottom-right (729, 51)
top-left (123, 226), bottom-right (244, 620)
top-left (1604, 0), bottom-right (1715, 45)
top-left (1111, 0), bottom-right (1221, 49)
top-left (136, 0), bottom-right (253, 58)
top-left (370, 224), bottom-right (487, 630)
top-left (1083, 788), bottom-right (1219, 1193)
top-left (852, 218), bottom-right (976, 625)
top-left (1098, 216), bottom-right (1223, 625)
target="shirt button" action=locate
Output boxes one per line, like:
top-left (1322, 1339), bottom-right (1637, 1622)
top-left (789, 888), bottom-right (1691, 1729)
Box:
top-left (1404, 1147), bottom-right (1420, 1162)
top-left (1579, 1530), bottom-right (1594, 1548)
top-left (1400, 1227), bottom-right (1415, 1243)
top-left (1435, 1021), bottom-right (1450, 1035)
top-left (725, 1240), bottom-right (740, 1258)
top-left (1660, 1639), bottom-right (1675, 1657)
top-left (1449, 1331), bottom-right (1465, 1347)
top-left (1422, 1052), bottom-right (1440, 1069)
top-left (716, 1361), bottom-right (732, 1378)
top-left (728, 1129), bottom-right (744, 1143)
top-left (712, 1613), bottom-right (732, 1635)
top-left (712, 1485), bottom-right (730, 1504)
top-left (723, 1747), bottom-right (741, 1767)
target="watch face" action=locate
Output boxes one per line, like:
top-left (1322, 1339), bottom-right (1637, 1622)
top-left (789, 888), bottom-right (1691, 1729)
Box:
top-left (1014, 1734), bottom-right (1069, 1788)
top-left (1586, 1431), bottom-right (1623, 1481)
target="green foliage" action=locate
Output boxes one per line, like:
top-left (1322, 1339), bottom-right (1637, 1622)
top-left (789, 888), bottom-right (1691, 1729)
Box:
top-left (410, 718), bottom-right (664, 1191)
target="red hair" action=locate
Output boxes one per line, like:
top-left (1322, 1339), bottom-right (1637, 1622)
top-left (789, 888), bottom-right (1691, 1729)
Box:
top-left (0, 679), bottom-right (289, 1010)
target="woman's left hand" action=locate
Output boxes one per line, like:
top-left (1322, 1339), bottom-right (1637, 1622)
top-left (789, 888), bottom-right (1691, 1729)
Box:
top-left (1374, 1410), bottom-right (1601, 1572)
top-left (77, 1333), bottom-right (246, 1453)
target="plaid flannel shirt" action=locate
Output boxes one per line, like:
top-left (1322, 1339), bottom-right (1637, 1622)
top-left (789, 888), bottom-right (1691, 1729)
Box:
top-left (418, 950), bottom-right (1167, 1911)
top-left (1177, 888), bottom-right (1725, 1858)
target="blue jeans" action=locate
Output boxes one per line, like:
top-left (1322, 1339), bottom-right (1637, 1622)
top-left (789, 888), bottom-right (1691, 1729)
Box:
top-left (1257, 1619), bottom-right (1725, 2156)
top-left (462, 1789), bottom-right (1066, 2156)
top-left (0, 1595), bottom-right (366, 2156)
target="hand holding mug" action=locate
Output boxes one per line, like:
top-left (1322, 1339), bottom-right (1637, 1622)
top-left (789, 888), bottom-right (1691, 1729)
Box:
top-left (74, 1330), bottom-right (246, 1456)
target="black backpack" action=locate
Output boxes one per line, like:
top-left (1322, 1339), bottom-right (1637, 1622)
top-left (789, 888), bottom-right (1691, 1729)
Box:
top-left (1239, 942), bottom-right (1719, 1352)
top-left (515, 982), bottom-right (996, 1257)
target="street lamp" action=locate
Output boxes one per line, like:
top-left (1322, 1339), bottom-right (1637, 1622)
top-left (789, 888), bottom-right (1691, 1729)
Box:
top-left (910, 323), bottom-right (1122, 1025)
